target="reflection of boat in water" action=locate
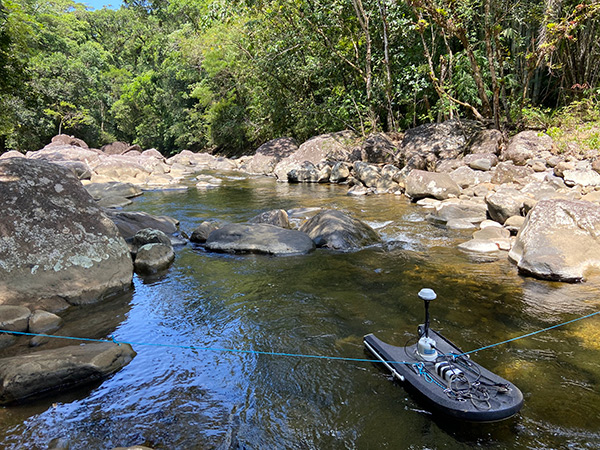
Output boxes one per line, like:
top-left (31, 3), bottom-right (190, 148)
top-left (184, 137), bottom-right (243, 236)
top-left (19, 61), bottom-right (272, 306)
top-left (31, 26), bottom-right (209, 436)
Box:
top-left (364, 289), bottom-right (523, 422)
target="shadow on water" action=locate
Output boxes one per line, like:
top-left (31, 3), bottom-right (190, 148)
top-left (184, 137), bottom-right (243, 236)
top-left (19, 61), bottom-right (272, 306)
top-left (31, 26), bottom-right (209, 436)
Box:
top-left (2, 175), bottom-right (600, 448)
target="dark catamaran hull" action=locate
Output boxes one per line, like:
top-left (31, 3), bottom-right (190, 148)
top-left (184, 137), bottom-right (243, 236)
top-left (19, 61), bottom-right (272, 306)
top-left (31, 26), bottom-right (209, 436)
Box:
top-left (364, 330), bottom-right (523, 422)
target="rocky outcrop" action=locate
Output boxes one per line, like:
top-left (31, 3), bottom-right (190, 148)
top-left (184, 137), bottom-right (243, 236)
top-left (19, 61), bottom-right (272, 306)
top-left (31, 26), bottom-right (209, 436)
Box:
top-left (299, 209), bottom-right (380, 250)
top-left (205, 223), bottom-right (315, 255)
top-left (273, 131), bottom-right (356, 181)
top-left (502, 131), bottom-right (553, 166)
top-left (360, 133), bottom-right (398, 164)
top-left (0, 158), bottom-right (133, 306)
top-left (508, 199), bottom-right (600, 282)
top-left (243, 137), bottom-right (298, 175)
top-left (405, 169), bottom-right (461, 201)
top-left (0, 342), bottom-right (136, 404)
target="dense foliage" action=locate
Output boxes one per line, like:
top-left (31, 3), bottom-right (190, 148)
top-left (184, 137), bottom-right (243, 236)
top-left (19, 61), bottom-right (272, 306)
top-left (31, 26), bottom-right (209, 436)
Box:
top-left (0, 0), bottom-right (598, 155)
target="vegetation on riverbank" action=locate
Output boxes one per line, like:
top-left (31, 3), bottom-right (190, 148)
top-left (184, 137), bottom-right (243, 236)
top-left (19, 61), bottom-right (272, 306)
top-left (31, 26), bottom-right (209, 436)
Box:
top-left (1, 0), bottom-right (599, 155)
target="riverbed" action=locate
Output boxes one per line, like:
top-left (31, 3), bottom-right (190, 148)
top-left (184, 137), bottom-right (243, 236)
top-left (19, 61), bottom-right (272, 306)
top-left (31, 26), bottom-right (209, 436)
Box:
top-left (2, 173), bottom-right (600, 449)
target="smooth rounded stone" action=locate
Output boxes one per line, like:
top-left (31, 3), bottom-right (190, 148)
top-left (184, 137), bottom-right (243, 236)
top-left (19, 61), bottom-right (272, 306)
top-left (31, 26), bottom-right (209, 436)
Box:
top-left (132, 228), bottom-right (173, 249)
top-left (206, 223), bottom-right (315, 255)
top-left (458, 239), bottom-right (501, 253)
top-left (446, 219), bottom-right (477, 230)
top-left (347, 185), bottom-right (371, 196)
top-left (104, 210), bottom-right (178, 240)
top-left (485, 189), bottom-right (526, 224)
top-left (529, 159), bottom-right (547, 172)
top-left (190, 221), bottom-right (221, 243)
top-left (0, 342), bottom-right (136, 404)
top-left (299, 209), bottom-right (381, 251)
top-left (85, 182), bottom-right (143, 200)
top-left (1, 159), bottom-right (134, 305)
top-left (502, 131), bottom-right (553, 166)
top-left (96, 195), bottom-right (133, 208)
top-left (134, 243), bottom-right (175, 274)
top-left (479, 219), bottom-right (503, 229)
top-left (249, 209), bottom-right (290, 228)
top-left (508, 199), bottom-right (600, 282)
top-left (429, 200), bottom-right (487, 224)
top-left (464, 153), bottom-right (498, 171)
top-left (0, 151), bottom-right (25, 160)
top-left (28, 310), bottom-right (62, 334)
top-left (562, 169), bottom-right (600, 187)
top-left (405, 169), bottom-right (461, 201)
top-left (330, 162), bottom-right (351, 183)
top-left (490, 162), bottom-right (534, 185)
top-left (473, 226), bottom-right (510, 241)
top-left (0, 306), bottom-right (32, 332)
top-left (504, 215), bottom-right (526, 235)
top-left (353, 161), bottom-right (381, 188)
top-left (288, 161), bottom-right (320, 183)
top-left (416, 198), bottom-right (442, 209)
top-left (449, 166), bottom-right (493, 188)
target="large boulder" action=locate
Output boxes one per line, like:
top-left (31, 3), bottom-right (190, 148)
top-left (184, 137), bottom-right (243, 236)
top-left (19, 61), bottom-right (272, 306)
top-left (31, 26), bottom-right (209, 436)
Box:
top-left (404, 169), bottom-right (461, 201)
top-left (134, 243), bottom-right (175, 274)
top-left (103, 210), bottom-right (178, 240)
top-left (0, 342), bottom-right (135, 404)
top-left (206, 223), bottom-right (315, 255)
top-left (0, 306), bottom-right (31, 332)
top-left (244, 137), bottom-right (298, 175)
top-left (0, 158), bottom-right (133, 305)
top-left (508, 199), bottom-right (600, 282)
top-left (299, 209), bottom-right (381, 250)
top-left (249, 209), bottom-right (290, 228)
top-left (85, 182), bottom-right (143, 200)
top-left (360, 133), bottom-right (398, 164)
top-left (485, 188), bottom-right (527, 224)
top-left (399, 119), bottom-right (483, 171)
top-left (502, 131), bottom-right (553, 166)
top-left (273, 131), bottom-right (356, 181)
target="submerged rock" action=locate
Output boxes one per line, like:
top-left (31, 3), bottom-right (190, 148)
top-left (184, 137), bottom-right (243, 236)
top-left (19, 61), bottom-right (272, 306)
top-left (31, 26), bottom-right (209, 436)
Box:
top-left (508, 199), bottom-right (600, 282)
top-left (134, 243), bottom-right (175, 274)
top-left (206, 223), bottom-right (315, 255)
top-left (104, 210), bottom-right (178, 240)
top-left (0, 342), bottom-right (135, 404)
top-left (0, 158), bottom-right (133, 306)
top-left (299, 209), bottom-right (380, 250)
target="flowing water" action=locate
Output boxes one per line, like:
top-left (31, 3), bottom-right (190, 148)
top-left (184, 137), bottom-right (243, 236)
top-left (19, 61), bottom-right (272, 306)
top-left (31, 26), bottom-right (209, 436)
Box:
top-left (2, 173), bottom-right (600, 449)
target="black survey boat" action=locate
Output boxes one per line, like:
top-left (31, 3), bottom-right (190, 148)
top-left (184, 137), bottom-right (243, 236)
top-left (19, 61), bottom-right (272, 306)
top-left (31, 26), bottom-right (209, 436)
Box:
top-left (364, 289), bottom-right (523, 422)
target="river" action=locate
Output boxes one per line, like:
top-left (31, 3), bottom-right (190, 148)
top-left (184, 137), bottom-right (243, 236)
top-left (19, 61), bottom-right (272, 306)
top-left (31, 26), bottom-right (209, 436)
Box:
top-left (2, 173), bottom-right (600, 449)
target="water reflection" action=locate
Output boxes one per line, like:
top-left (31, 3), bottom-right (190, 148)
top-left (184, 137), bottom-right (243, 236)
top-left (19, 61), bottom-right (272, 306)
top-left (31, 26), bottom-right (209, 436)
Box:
top-left (2, 174), bottom-right (600, 448)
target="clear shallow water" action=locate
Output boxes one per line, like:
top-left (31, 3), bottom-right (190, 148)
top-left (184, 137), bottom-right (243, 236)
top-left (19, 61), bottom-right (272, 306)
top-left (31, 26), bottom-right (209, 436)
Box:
top-left (2, 173), bottom-right (600, 449)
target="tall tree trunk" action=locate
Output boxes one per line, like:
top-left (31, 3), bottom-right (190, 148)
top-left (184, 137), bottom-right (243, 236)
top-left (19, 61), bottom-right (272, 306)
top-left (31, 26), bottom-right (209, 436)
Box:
top-left (377, 0), bottom-right (395, 130)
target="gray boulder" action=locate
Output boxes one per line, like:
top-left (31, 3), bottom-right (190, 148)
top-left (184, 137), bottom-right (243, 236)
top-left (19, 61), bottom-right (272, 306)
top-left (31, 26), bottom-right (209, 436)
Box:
top-left (360, 133), bottom-right (398, 164)
top-left (467, 129), bottom-right (503, 154)
top-left (0, 158), bottom-right (133, 306)
top-left (104, 210), bottom-right (178, 240)
top-left (244, 137), bottom-right (299, 175)
top-left (405, 169), bottom-right (461, 201)
top-left (449, 166), bottom-right (493, 188)
top-left (299, 209), bottom-right (381, 250)
top-left (490, 162), bottom-right (534, 185)
top-left (353, 161), bottom-right (381, 188)
top-left (0, 342), bottom-right (135, 404)
top-left (562, 169), bottom-right (600, 187)
top-left (134, 243), bottom-right (175, 274)
top-left (190, 221), bottom-right (221, 243)
top-left (330, 162), bottom-right (351, 183)
top-left (502, 131), bottom-right (553, 166)
top-left (132, 228), bottom-right (173, 249)
top-left (464, 153), bottom-right (498, 171)
top-left (508, 199), bottom-right (600, 282)
top-left (85, 182), bottom-right (143, 200)
top-left (428, 200), bottom-right (488, 224)
top-left (206, 223), bottom-right (315, 255)
top-left (485, 188), bottom-right (527, 224)
top-left (288, 161), bottom-right (320, 183)
top-left (0, 306), bottom-right (31, 332)
top-left (28, 310), bottom-right (62, 334)
top-left (249, 209), bottom-right (290, 228)
top-left (273, 131), bottom-right (356, 181)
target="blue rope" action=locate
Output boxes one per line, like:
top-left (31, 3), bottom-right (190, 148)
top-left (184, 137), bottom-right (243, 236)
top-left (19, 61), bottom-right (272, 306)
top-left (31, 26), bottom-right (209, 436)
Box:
top-left (0, 329), bottom-right (415, 366)
top-left (1, 309), bottom-right (598, 366)
top-left (457, 310), bottom-right (600, 357)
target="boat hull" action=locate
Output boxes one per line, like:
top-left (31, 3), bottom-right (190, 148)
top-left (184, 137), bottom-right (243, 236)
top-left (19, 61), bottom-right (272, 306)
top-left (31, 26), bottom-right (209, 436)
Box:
top-left (364, 331), bottom-right (523, 422)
